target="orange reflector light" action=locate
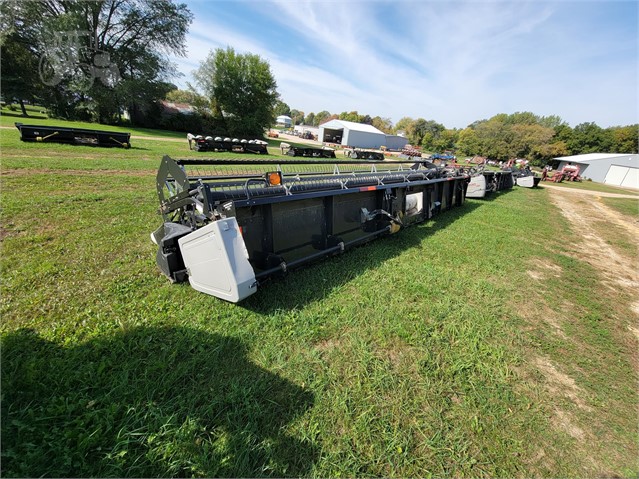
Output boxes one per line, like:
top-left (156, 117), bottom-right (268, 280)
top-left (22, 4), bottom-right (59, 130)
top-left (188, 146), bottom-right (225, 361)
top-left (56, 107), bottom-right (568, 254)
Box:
top-left (266, 171), bottom-right (282, 186)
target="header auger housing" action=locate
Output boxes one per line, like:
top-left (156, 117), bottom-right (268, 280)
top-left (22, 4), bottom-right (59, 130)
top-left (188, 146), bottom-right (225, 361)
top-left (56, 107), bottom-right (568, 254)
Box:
top-left (152, 156), bottom-right (470, 302)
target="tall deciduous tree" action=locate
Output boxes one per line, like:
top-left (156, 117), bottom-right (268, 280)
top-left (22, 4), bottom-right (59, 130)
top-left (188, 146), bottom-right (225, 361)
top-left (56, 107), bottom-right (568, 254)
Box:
top-left (274, 100), bottom-right (290, 117)
top-left (1, 0), bottom-right (192, 124)
top-left (371, 116), bottom-right (392, 134)
top-left (304, 112), bottom-right (315, 126)
top-left (194, 47), bottom-right (278, 137)
top-left (290, 109), bottom-right (305, 125)
top-left (314, 110), bottom-right (332, 126)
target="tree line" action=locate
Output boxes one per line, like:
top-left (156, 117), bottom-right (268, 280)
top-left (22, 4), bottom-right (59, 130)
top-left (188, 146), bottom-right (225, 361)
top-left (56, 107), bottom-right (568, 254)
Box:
top-left (273, 103), bottom-right (638, 165)
top-left (1, 2), bottom-right (635, 163)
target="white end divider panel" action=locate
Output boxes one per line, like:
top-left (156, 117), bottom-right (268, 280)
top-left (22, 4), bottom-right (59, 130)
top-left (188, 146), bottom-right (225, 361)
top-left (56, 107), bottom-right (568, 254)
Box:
top-left (466, 174), bottom-right (487, 198)
top-left (178, 217), bottom-right (257, 302)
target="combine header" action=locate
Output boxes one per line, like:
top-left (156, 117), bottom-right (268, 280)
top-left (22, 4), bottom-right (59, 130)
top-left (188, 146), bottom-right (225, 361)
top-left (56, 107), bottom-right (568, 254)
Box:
top-left (466, 169), bottom-right (514, 198)
top-left (344, 149), bottom-right (385, 161)
top-left (282, 144), bottom-right (337, 158)
top-left (151, 156), bottom-right (470, 302)
top-left (15, 122), bottom-right (130, 148)
top-left (189, 135), bottom-right (268, 154)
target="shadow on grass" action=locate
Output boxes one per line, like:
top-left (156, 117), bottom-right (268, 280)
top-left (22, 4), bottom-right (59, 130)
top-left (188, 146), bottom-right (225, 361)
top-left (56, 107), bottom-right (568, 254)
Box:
top-left (0, 110), bottom-right (48, 120)
top-left (1, 326), bottom-right (317, 477)
top-left (243, 197), bottom-right (492, 313)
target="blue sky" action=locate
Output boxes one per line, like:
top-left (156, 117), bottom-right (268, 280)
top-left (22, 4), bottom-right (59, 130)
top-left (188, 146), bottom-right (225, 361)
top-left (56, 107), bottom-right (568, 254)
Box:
top-left (170, 0), bottom-right (638, 129)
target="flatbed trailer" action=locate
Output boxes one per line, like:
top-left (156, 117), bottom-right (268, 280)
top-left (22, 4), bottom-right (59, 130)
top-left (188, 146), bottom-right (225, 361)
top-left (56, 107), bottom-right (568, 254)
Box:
top-left (15, 122), bottom-right (131, 148)
top-left (152, 156), bottom-right (470, 302)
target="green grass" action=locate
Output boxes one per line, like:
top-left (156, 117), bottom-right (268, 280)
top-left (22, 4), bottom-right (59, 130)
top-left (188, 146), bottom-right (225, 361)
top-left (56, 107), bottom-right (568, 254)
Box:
top-left (0, 120), bottom-right (325, 170)
top-left (601, 197), bottom-right (639, 218)
top-left (1, 118), bottom-right (637, 477)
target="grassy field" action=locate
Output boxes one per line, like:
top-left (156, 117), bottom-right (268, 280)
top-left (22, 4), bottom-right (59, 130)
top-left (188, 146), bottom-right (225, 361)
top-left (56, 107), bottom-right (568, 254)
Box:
top-left (1, 117), bottom-right (637, 477)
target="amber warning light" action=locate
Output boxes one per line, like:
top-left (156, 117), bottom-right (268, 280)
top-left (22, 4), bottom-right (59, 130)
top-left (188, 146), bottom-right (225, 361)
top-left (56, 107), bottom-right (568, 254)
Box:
top-left (265, 171), bottom-right (283, 186)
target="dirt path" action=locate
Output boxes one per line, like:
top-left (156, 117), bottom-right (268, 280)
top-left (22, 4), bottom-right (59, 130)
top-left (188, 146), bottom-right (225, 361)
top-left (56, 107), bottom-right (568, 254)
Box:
top-left (544, 183), bottom-right (638, 301)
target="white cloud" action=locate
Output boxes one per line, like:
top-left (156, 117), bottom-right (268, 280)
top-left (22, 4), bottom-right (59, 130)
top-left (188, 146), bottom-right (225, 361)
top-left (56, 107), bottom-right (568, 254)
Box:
top-left (170, 0), bottom-right (637, 128)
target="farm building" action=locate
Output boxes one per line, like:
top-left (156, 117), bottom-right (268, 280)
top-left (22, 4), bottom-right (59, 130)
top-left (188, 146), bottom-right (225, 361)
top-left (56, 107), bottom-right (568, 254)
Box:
top-left (320, 119), bottom-right (386, 148)
top-left (293, 124), bottom-right (319, 137)
top-left (319, 119), bottom-right (408, 150)
top-left (553, 153), bottom-right (639, 189)
top-left (276, 115), bottom-right (292, 127)
top-left (384, 134), bottom-right (409, 151)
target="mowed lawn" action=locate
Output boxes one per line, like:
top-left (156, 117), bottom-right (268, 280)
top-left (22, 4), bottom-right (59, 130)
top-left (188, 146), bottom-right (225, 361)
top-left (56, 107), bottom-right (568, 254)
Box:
top-left (1, 117), bottom-right (637, 477)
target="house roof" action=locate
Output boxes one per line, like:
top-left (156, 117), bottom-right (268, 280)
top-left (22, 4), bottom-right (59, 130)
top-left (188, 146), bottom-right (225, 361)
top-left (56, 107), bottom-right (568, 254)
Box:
top-left (159, 100), bottom-right (196, 115)
top-left (553, 153), bottom-right (637, 164)
top-left (320, 119), bottom-right (385, 135)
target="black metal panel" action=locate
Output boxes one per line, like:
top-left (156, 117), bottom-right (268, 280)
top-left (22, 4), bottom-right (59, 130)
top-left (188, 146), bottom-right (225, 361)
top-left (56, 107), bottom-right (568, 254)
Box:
top-left (272, 199), bottom-right (326, 254)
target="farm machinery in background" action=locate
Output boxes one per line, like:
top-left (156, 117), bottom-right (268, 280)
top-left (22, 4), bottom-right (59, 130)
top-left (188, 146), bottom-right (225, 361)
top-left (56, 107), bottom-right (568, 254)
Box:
top-left (548, 164), bottom-right (582, 183)
top-left (15, 122), bottom-right (131, 148)
top-left (464, 167), bottom-right (514, 198)
top-left (343, 148), bottom-right (386, 161)
top-left (187, 134), bottom-right (269, 154)
top-left (151, 156), bottom-right (470, 302)
top-left (501, 158), bottom-right (541, 188)
top-left (279, 142), bottom-right (337, 158)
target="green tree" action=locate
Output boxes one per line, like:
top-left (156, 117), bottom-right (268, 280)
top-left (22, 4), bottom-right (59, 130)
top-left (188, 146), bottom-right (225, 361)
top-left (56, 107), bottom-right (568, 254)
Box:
top-left (339, 111), bottom-right (359, 122)
top-left (305, 112), bottom-right (315, 126)
top-left (432, 129), bottom-right (458, 152)
top-left (290, 109), bottom-right (305, 125)
top-left (314, 110), bottom-right (332, 126)
top-left (0, 31), bottom-right (42, 116)
top-left (2, 0), bottom-right (192, 124)
top-left (393, 117), bottom-right (414, 134)
top-left (194, 47), bottom-right (279, 137)
top-left (166, 89), bottom-right (209, 109)
top-left (609, 125), bottom-right (638, 153)
top-left (371, 116), bottom-right (392, 134)
top-left (567, 122), bottom-right (612, 154)
top-left (456, 128), bottom-right (480, 156)
top-left (274, 100), bottom-right (290, 117)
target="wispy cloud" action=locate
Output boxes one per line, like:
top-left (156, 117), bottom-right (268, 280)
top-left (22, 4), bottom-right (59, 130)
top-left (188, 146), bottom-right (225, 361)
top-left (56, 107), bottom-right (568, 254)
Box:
top-left (171, 1), bottom-right (637, 128)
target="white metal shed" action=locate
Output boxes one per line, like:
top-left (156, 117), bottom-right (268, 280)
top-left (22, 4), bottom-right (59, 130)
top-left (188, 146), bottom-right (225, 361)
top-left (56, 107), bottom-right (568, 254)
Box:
top-left (553, 153), bottom-right (639, 189)
top-left (319, 120), bottom-right (386, 149)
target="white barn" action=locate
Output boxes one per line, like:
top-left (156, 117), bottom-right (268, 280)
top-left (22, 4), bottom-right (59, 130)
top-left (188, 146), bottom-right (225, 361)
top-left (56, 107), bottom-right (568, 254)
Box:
top-left (554, 153), bottom-right (639, 189)
top-left (320, 119), bottom-right (386, 148)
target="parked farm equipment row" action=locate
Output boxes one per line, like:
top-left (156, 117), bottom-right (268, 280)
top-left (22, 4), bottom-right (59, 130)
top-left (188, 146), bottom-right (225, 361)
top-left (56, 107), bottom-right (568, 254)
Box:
top-left (187, 134), bottom-right (268, 154)
top-left (279, 143), bottom-right (337, 158)
top-left (511, 168), bottom-right (541, 188)
top-left (344, 148), bottom-right (385, 161)
top-left (151, 156), bottom-right (470, 302)
top-left (15, 122), bottom-right (131, 148)
top-left (466, 168), bottom-right (515, 198)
